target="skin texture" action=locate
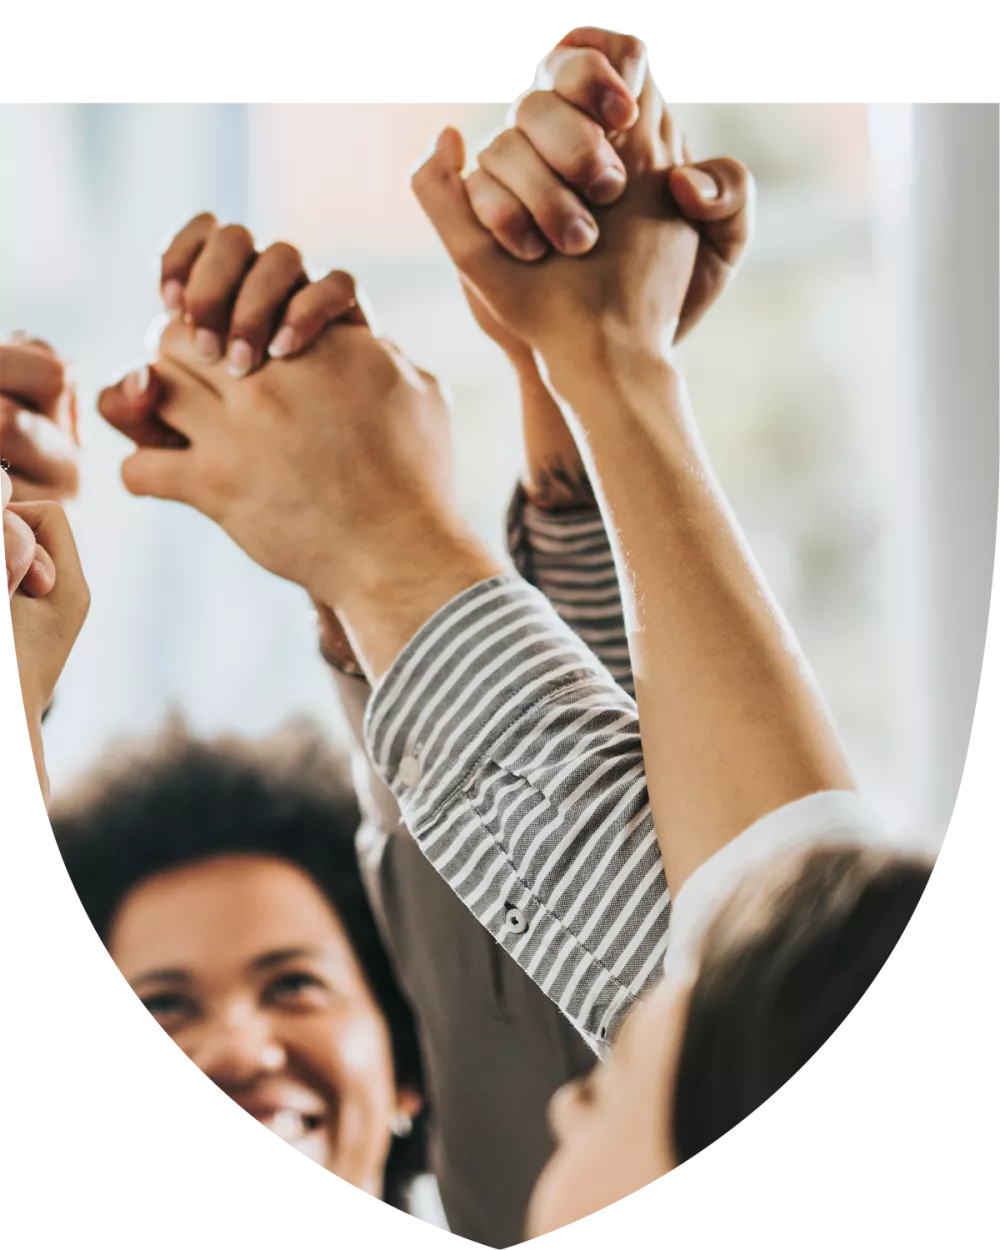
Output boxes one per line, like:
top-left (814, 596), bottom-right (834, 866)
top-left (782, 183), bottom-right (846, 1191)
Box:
top-left (526, 978), bottom-right (691, 1236)
top-left (109, 854), bottom-right (420, 1195)
top-left (0, 335), bottom-right (80, 502)
top-left (409, 40), bottom-right (858, 1234)
top-left (460, 28), bottom-right (754, 508)
top-left (99, 314), bottom-right (501, 680)
top-left (91, 31), bottom-right (852, 1236)
top-left (9, 499), bottom-right (90, 799)
top-left (2, 332), bottom-right (85, 801)
top-left (412, 53), bottom-right (854, 899)
top-left (2, 333), bottom-right (80, 598)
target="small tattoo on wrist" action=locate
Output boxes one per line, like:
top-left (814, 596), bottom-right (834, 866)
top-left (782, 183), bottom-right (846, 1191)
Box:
top-left (526, 457), bottom-right (596, 510)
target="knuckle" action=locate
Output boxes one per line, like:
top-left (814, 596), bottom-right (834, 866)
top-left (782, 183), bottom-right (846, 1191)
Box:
top-left (572, 47), bottom-right (610, 79)
top-left (158, 318), bottom-right (189, 354)
top-left (38, 500), bottom-right (66, 526)
top-left (162, 213), bottom-right (216, 265)
top-left (229, 308), bottom-right (269, 341)
top-left (263, 240), bottom-right (303, 270)
top-left (535, 190), bottom-right (578, 231)
top-left (216, 223), bottom-right (255, 254)
top-left (492, 202), bottom-right (532, 240)
top-left (514, 89), bottom-right (552, 127)
top-left (183, 292), bottom-right (218, 322)
top-left (563, 139), bottom-right (606, 185)
top-left (486, 127), bottom-right (520, 162)
top-left (321, 270), bottom-right (357, 308)
top-left (620, 34), bottom-right (646, 59)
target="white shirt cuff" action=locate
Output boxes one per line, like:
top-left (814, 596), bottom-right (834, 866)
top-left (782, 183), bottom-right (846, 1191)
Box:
top-left (662, 790), bottom-right (890, 983)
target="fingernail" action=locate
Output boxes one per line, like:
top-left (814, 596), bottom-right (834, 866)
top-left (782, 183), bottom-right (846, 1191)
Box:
top-left (123, 365), bottom-right (149, 402)
top-left (587, 165), bottom-right (627, 206)
top-left (268, 326), bottom-right (298, 359)
top-left (600, 90), bottom-right (632, 131)
top-left (10, 329), bottom-right (29, 344)
top-left (561, 216), bottom-right (599, 254)
top-left (194, 328), bottom-right (221, 362)
top-left (682, 168), bottom-right (719, 200)
top-left (227, 338), bottom-right (254, 378)
top-left (162, 279), bottom-right (185, 315)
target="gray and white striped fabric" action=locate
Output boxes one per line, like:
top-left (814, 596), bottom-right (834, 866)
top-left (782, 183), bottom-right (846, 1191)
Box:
top-left (364, 574), bottom-right (669, 1051)
top-left (507, 485), bottom-right (633, 697)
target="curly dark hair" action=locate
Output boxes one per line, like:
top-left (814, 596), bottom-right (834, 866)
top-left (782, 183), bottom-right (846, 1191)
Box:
top-left (50, 719), bottom-right (428, 1211)
top-left (672, 843), bottom-right (931, 1163)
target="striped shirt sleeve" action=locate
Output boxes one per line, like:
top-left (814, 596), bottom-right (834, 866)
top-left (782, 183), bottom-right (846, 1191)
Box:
top-left (363, 574), bottom-right (669, 1049)
top-left (507, 484), bottom-right (633, 696)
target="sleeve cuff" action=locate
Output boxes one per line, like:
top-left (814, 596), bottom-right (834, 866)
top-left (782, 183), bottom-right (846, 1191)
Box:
top-left (506, 481), bottom-right (610, 579)
top-left (364, 573), bottom-right (616, 813)
top-left (662, 790), bottom-right (891, 984)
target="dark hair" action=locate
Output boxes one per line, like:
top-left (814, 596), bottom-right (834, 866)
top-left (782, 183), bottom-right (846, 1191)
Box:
top-left (672, 844), bottom-right (931, 1163)
top-left (50, 719), bottom-right (428, 1210)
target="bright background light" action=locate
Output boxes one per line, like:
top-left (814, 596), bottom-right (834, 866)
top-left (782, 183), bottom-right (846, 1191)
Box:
top-left (0, 103), bottom-right (995, 851)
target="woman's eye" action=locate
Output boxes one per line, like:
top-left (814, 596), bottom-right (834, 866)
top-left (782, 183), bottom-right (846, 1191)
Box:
top-left (140, 992), bottom-right (197, 1031)
top-left (266, 971), bottom-right (331, 1008)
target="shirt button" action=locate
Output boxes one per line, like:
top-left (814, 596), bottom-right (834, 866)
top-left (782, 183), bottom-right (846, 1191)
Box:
top-left (398, 754), bottom-right (421, 787)
top-left (502, 906), bottom-right (527, 935)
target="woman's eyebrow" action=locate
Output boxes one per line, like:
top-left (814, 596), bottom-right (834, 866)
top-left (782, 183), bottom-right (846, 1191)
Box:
top-left (129, 968), bottom-right (193, 990)
top-left (251, 945), bottom-right (324, 972)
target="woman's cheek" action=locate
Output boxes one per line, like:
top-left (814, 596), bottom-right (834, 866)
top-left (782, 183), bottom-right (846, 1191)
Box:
top-left (337, 1011), bottom-right (395, 1082)
top-left (324, 1011), bottom-right (398, 1193)
top-left (526, 1146), bottom-right (586, 1239)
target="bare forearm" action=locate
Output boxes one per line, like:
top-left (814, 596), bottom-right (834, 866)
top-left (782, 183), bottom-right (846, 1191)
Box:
top-left (545, 344), bottom-right (854, 894)
top-left (516, 360), bottom-right (595, 509)
top-left (330, 522), bottom-right (504, 683)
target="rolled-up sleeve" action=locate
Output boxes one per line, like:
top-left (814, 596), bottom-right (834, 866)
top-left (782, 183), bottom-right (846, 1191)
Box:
top-left (364, 574), bottom-right (669, 1047)
top-left (507, 485), bottom-right (633, 697)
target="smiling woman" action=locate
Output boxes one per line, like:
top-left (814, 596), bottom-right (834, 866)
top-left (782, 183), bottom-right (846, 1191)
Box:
top-left (50, 721), bottom-right (428, 1212)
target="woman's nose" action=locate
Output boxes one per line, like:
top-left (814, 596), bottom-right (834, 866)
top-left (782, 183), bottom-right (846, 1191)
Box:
top-left (188, 1008), bottom-right (286, 1088)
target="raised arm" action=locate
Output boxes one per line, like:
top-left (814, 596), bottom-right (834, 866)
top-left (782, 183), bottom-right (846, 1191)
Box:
top-left (412, 52), bottom-right (856, 897)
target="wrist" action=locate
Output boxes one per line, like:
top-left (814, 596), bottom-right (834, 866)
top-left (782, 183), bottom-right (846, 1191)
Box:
top-left (539, 337), bottom-right (688, 448)
top-left (330, 515), bottom-right (504, 682)
top-left (539, 330), bottom-right (678, 410)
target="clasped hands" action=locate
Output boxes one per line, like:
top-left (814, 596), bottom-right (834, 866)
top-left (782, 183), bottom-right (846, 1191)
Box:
top-left (95, 28), bottom-right (753, 680)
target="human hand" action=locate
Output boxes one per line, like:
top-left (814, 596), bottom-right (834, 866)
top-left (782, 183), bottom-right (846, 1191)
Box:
top-left (9, 500), bottom-right (90, 798)
top-left (99, 312), bottom-right (461, 610)
top-left (158, 213), bottom-right (367, 376)
top-left (414, 72), bottom-right (700, 377)
top-left (3, 466), bottom-right (56, 599)
top-left (439, 29), bottom-right (754, 355)
top-left (0, 333), bottom-right (80, 502)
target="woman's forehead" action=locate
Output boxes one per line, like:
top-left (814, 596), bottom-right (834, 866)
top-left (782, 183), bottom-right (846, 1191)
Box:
top-left (108, 853), bottom-right (348, 974)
